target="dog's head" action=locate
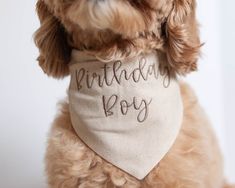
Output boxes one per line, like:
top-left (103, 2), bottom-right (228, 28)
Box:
top-left (34, 0), bottom-right (201, 78)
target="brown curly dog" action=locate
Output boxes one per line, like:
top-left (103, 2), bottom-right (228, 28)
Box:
top-left (34, 0), bottom-right (234, 187)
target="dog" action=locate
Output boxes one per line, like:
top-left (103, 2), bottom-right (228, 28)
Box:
top-left (34, 0), bottom-right (234, 187)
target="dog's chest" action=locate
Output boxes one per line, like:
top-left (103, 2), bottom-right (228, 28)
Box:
top-left (68, 50), bottom-right (183, 179)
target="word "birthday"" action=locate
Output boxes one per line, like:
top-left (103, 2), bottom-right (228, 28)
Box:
top-left (75, 58), bottom-right (170, 91)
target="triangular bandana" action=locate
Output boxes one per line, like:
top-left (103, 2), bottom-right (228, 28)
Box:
top-left (68, 50), bottom-right (183, 179)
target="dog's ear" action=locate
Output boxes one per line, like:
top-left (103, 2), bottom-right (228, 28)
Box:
top-left (164, 0), bottom-right (201, 75)
top-left (34, 0), bottom-right (71, 78)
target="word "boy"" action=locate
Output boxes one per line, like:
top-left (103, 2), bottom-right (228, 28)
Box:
top-left (102, 95), bottom-right (152, 123)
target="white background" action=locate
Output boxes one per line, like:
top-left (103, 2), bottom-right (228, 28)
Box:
top-left (0, 0), bottom-right (234, 187)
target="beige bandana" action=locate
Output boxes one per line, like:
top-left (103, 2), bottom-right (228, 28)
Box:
top-left (68, 50), bottom-right (183, 180)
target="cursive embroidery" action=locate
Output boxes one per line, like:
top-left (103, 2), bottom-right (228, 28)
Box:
top-left (102, 95), bottom-right (152, 123)
top-left (75, 58), bottom-right (170, 91)
top-left (73, 56), bottom-right (171, 123)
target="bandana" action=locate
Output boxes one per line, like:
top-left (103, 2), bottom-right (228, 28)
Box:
top-left (68, 50), bottom-right (183, 179)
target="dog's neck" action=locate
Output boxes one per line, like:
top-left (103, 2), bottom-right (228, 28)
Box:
top-left (70, 50), bottom-right (97, 64)
top-left (70, 49), bottom-right (158, 65)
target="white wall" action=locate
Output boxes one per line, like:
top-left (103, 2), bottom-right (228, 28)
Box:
top-left (219, 0), bottom-right (235, 182)
top-left (0, 0), bottom-right (234, 187)
top-left (0, 1), bottom-right (69, 187)
top-left (186, 0), bottom-right (235, 183)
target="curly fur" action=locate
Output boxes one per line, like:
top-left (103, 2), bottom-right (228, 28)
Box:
top-left (34, 0), bottom-right (234, 187)
top-left (34, 0), bottom-right (200, 77)
top-left (46, 83), bottom-right (226, 188)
